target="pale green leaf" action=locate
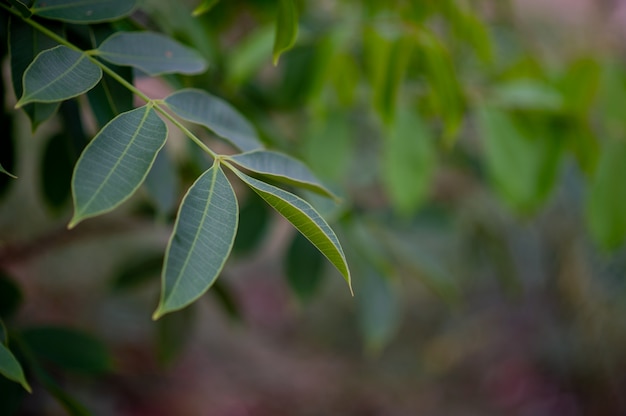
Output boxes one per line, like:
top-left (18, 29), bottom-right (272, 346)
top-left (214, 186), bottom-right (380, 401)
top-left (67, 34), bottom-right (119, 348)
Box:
top-left (164, 88), bottom-right (263, 152)
top-left (0, 163), bottom-right (17, 179)
top-left (273, 0), bottom-right (298, 65)
top-left (31, 0), bottom-right (136, 23)
top-left (97, 32), bottom-right (207, 76)
top-left (225, 25), bottom-right (274, 86)
top-left (382, 110), bottom-right (436, 215)
top-left (154, 163), bottom-right (238, 319)
top-left (491, 79), bottom-right (564, 111)
top-left (70, 105), bottom-right (167, 228)
top-left (586, 140), bottom-right (626, 250)
top-left (192, 0), bottom-right (219, 16)
top-left (227, 150), bottom-right (335, 199)
top-left (0, 343), bottom-right (31, 392)
top-left (230, 168), bottom-right (351, 292)
top-left (16, 46), bottom-right (102, 107)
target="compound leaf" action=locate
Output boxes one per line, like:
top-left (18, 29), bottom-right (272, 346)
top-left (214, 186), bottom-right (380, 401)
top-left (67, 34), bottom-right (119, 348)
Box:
top-left (70, 105), bottom-right (167, 228)
top-left (231, 168), bottom-right (351, 292)
top-left (31, 0), bottom-right (136, 23)
top-left (154, 163), bottom-right (238, 319)
top-left (0, 343), bottom-right (31, 392)
top-left (16, 46), bottom-right (102, 107)
top-left (227, 150), bottom-right (335, 199)
top-left (164, 88), bottom-right (263, 152)
top-left (97, 32), bottom-right (207, 76)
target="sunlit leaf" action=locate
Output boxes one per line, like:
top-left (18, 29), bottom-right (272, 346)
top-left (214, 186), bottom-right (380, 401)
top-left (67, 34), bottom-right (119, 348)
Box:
top-left (273, 0), bottom-right (298, 65)
top-left (230, 168), bottom-right (351, 292)
top-left (31, 0), bottom-right (136, 23)
top-left (16, 46), bottom-right (102, 107)
top-left (9, 17), bottom-right (61, 129)
top-left (70, 105), bottom-right (167, 228)
top-left (164, 88), bottom-right (263, 152)
top-left (0, 343), bottom-right (31, 392)
top-left (192, 0), bottom-right (219, 16)
top-left (382, 110), bottom-right (436, 215)
top-left (97, 32), bottom-right (207, 76)
top-left (154, 163), bottom-right (238, 319)
top-left (227, 150), bottom-right (335, 199)
top-left (21, 327), bottom-right (112, 375)
top-left (586, 140), bottom-right (626, 250)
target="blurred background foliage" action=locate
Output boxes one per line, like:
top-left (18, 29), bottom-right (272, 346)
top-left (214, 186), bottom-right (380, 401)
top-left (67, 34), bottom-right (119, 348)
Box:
top-left (2, 0), bottom-right (626, 414)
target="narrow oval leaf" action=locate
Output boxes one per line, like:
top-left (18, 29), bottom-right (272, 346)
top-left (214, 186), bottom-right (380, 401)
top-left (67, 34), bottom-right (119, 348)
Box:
top-left (164, 88), bottom-right (263, 152)
top-left (16, 46), bottom-right (102, 107)
top-left (154, 163), bottom-right (238, 319)
top-left (31, 0), bottom-right (136, 23)
top-left (230, 168), bottom-right (351, 292)
top-left (0, 343), bottom-right (31, 392)
top-left (273, 0), bottom-right (298, 65)
top-left (70, 105), bottom-right (167, 228)
top-left (97, 32), bottom-right (207, 76)
top-left (227, 150), bottom-right (335, 199)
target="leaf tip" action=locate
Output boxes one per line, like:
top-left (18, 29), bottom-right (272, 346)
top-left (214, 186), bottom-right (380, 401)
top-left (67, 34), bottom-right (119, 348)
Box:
top-left (152, 308), bottom-right (165, 321)
top-left (67, 216), bottom-right (81, 230)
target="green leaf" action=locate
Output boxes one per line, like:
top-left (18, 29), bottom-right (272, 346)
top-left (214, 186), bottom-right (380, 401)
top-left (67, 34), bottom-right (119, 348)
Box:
top-left (164, 88), bottom-right (263, 152)
top-left (0, 163), bottom-right (17, 179)
top-left (16, 46), bottom-right (102, 107)
top-left (154, 163), bottom-right (238, 319)
top-left (303, 112), bottom-right (353, 182)
top-left (0, 342), bottom-right (31, 392)
top-left (233, 191), bottom-right (269, 254)
top-left (31, 0), bottom-right (136, 23)
top-left (0, 273), bottom-right (23, 318)
top-left (192, 0), bottom-right (219, 16)
top-left (97, 32), bottom-right (207, 76)
top-left (286, 232), bottom-right (325, 302)
top-left (144, 148), bottom-right (179, 217)
top-left (382, 110), bottom-right (436, 215)
top-left (225, 25), bottom-right (274, 86)
top-left (87, 67), bottom-right (134, 128)
top-left (230, 168), bottom-right (352, 293)
top-left (586, 140), bottom-right (626, 250)
top-left (21, 327), bottom-right (112, 375)
top-left (273, 0), bottom-right (298, 65)
top-left (227, 150), bottom-right (335, 199)
top-left (490, 79), bottom-right (564, 111)
top-left (7, 0), bottom-right (32, 18)
top-left (9, 16), bottom-right (61, 129)
top-left (70, 105), bottom-right (167, 228)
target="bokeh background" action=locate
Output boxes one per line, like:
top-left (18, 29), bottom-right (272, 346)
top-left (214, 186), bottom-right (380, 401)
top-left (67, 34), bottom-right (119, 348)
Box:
top-left (2, 0), bottom-right (626, 414)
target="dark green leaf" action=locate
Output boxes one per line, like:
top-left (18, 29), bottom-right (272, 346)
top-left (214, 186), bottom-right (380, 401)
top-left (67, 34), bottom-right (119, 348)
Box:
top-left (86, 66), bottom-right (133, 128)
top-left (16, 46), bottom-right (102, 107)
top-left (21, 327), bottom-right (112, 375)
top-left (586, 140), bottom-right (626, 250)
top-left (40, 133), bottom-right (75, 210)
top-left (227, 150), bottom-right (335, 199)
top-left (9, 16), bottom-right (61, 129)
top-left (97, 32), bottom-right (207, 76)
top-left (70, 105), bottom-right (167, 228)
top-left (233, 191), bottom-right (269, 254)
top-left (144, 147), bottom-right (179, 217)
top-left (31, 0), bottom-right (136, 23)
top-left (154, 163), bottom-right (238, 319)
top-left (0, 342), bottom-right (31, 392)
top-left (286, 232), bottom-right (325, 302)
top-left (273, 0), bottom-right (298, 65)
top-left (164, 89), bottom-right (263, 152)
top-left (7, 0), bottom-right (32, 18)
top-left (230, 168), bottom-right (351, 293)
top-left (209, 281), bottom-right (240, 320)
top-left (29, 365), bottom-right (90, 416)
top-left (0, 273), bottom-right (23, 318)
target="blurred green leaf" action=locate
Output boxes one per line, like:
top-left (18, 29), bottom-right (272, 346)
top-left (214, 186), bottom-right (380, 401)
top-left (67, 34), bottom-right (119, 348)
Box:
top-left (165, 88), bottom-right (263, 152)
top-left (21, 327), bottom-right (113, 375)
top-left (154, 163), bottom-right (238, 319)
top-left (40, 133), bottom-right (74, 210)
top-left (192, 0), bottom-right (219, 16)
top-left (490, 79), bottom-right (564, 111)
top-left (226, 25), bottom-right (274, 86)
top-left (70, 105), bottom-right (167, 228)
top-left (586, 140), bottom-right (626, 250)
top-left (16, 46), bottom-right (102, 107)
top-left (87, 67), bottom-right (133, 128)
top-left (273, 0), bottom-right (298, 65)
top-left (233, 191), bottom-right (269, 255)
top-left (31, 0), bottom-right (136, 23)
top-left (228, 150), bottom-right (335, 199)
top-left (0, 342), bottom-right (31, 392)
top-left (286, 232), bottom-right (325, 302)
top-left (0, 273), bottom-right (23, 318)
top-left (231, 168), bottom-right (352, 293)
top-left (144, 147), bottom-right (179, 217)
top-left (303, 112), bottom-right (353, 182)
top-left (97, 32), bottom-right (207, 76)
top-left (382, 110), bottom-right (436, 215)
top-left (209, 280), bottom-right (241, 320)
